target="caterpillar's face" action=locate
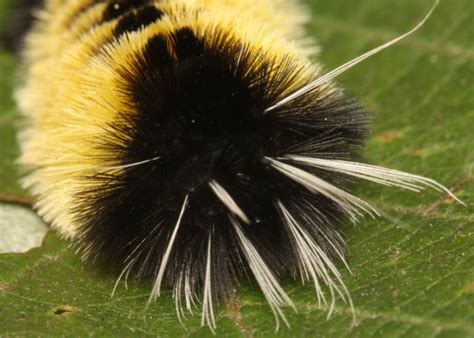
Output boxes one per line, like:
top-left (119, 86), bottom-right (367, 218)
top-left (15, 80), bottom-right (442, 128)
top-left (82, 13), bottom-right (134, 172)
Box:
top-left (74, 24), bottom-right (367, 299)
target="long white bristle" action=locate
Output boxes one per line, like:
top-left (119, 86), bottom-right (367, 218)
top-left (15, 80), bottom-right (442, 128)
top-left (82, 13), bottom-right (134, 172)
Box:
top-left (148, 195), bottom-right (189, 305)
top-left (265, 0), bottom-right (440, 112)
top-left (185, 267), bottom-right (197, 314)
top-left (174, 272), bottom-right (187, 326)
top-left (201, 233), bottom-right (217, 332)
top-left (283, 156), bottom-right (465, 205)
top-left (230, 217), bottom-right (296, 332)
top-left (101, 156), bottom-right (161, 170)
top-left (277, 201), bottom-right (355, 319)
top-left (265, 157), bottom-right (379, 222)
top-left (295, 201), bottom-right (352, 273)
top-left (209, 180), bottom-right (251, 224)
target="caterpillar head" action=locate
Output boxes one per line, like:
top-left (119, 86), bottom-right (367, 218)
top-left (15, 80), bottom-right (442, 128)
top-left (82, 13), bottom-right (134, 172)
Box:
top-left (73, 21), bottom-right (367, 308)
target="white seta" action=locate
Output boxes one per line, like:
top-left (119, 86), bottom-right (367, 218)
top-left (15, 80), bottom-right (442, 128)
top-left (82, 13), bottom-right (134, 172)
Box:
top-left (231, 217), bottom-right (296, 332)
top-left (282, 156), bottom-right (465, 206)
top-left (264, 0), bottom-right (440, 113)
top-left (201, 233), bottom-right (216, 332)
top-left (147, 195), bottom-right (189, 305)
top-left (209, 180), bottom-right (251, 224)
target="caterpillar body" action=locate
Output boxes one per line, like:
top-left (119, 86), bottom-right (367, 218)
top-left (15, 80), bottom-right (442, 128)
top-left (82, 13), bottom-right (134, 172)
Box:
top-left (10, 0), bottom-right (459, 331)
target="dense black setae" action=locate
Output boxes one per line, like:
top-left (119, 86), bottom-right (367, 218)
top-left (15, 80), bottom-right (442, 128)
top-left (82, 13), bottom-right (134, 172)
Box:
top-left (73, 25), bottom-right (368, 316)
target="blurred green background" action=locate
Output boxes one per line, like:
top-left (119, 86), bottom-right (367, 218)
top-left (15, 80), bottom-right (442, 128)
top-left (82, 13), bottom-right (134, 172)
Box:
top-left (0, 0), bottom-right (473, 337)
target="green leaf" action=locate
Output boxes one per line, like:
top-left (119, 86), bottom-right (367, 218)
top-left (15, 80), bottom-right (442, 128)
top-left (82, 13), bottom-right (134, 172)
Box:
top-left (0, 46), bottom-right (22, 196)
top-left (1, 0), bottom-right (473, 337)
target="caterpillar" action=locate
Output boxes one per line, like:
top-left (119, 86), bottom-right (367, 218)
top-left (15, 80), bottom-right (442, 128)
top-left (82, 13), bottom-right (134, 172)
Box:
top-left (5, 0), bottom-right (462, 332)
